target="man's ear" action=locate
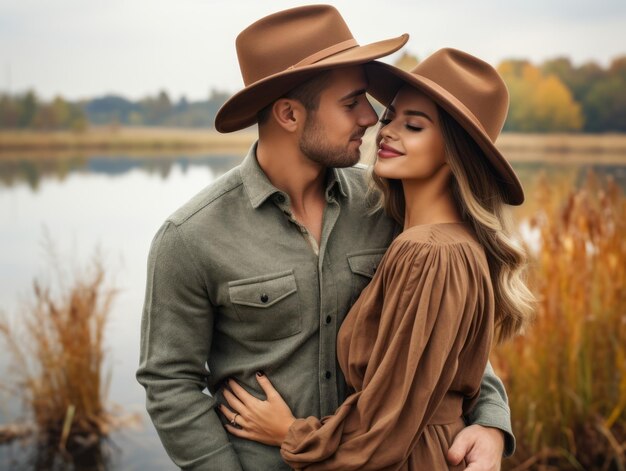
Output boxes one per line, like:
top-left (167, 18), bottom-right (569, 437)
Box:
top-left (272, 99), bottom-right (306, 133)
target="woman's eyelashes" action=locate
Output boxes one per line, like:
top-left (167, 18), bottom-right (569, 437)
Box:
top-left (405, 124), bottom-right (423, 131)
top-left (378, 117), bottom-right (423, 132)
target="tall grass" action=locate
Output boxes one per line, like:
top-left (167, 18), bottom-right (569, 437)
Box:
top-left (495, 171), bottom-right (626, 470)
top-left (0, 254), bottom-right (116, 457)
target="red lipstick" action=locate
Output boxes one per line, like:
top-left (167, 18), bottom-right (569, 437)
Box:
top-left (377, 143), bottom-right (404, 159)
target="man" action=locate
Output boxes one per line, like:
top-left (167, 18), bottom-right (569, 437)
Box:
top-left (137, 5), bottom-right (513, 470)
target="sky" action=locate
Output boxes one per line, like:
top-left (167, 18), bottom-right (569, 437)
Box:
top-left (1, 0), bottom-right (625, 101)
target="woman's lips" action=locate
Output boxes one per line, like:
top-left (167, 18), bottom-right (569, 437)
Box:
top-left (377, 143), bottom-right (404, 159)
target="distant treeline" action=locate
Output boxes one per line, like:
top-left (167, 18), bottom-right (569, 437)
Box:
top-left (0, 92), bottom-right (88, 131)
top-left (0, 89), bottom-right (230, 131)
top-left (500, 56), bottom-right (626, 132)
top-left (1, 54), bottom-right (625, 133)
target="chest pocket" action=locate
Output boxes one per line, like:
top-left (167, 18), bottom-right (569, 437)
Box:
top-left (347, 249), bottom-right (387, 305)
top-left (228, 270), bottom-right (301, 341)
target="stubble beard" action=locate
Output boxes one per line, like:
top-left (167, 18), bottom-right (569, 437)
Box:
top-left (299, 114), bottom-right (364, 168)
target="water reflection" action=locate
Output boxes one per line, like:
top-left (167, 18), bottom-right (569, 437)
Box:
top-left (0, 157), bottom-right (238, 471)
top-left (511, 160), bottom-right (626, 191)
top-left (2, 436), bottom-right (113, 471)
top-left (0, 154), bottom-right (244, 191)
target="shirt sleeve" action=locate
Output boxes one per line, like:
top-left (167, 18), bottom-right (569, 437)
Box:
top-left (466, 361), bottom-right (516, 456)
top-left (280, 240), bottom-right (493, 470)
top-left (136, 221), bottom-right (243, 471)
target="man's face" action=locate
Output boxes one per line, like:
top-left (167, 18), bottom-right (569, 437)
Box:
top-left (299, 66), bottom-right (378, 168)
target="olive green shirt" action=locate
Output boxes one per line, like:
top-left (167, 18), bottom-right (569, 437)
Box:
top-left (137, 144), bottom-right (514, 470)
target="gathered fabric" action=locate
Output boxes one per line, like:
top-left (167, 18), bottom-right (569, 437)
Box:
top-left (281, 223), bottom-right (495, 470)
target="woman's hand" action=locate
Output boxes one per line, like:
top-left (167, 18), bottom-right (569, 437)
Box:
top-left (220, 371), bottom-right (297, 447)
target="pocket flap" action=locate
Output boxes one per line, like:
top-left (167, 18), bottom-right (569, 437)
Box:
top-left (228, 270), bottom-right (297, 308)
top-left (347, 250), bottom-right (386, 278)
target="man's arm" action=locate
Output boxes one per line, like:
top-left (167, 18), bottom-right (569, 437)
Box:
top-left (465, 360), bottom-right (515, 456)
top-left (136, 221), bottom-right (243, 471)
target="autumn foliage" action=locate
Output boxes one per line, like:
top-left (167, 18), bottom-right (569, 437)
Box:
top-left (494, 172), bottom-right (626, 470)
top-left (499, 61), bottom-right (584, 132)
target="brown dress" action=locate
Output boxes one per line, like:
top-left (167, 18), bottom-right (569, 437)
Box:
top-left (281, 223), bottom-right (495, 470)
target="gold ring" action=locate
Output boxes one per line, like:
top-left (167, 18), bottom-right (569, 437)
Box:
top-left (231, 413), bottom-right (239, 426)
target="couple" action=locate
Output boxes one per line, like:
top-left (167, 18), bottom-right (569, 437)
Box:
top-left (137, 5), bottom-right (534, 470)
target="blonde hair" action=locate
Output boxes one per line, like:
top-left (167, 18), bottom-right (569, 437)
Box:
top-left (368, 106), bottom-right (535, 342)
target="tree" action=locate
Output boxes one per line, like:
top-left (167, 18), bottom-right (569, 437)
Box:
top-left (583, 75), bottom-right (626, 132)
top-left (499, 61), bottom-right (583, 132)
top-left (0, 94), bottom-right (20, 128)
top-left (19, 90), bottom-right (38, 128)
top-left (51, 96), bottom-right (71, 127)
top-left (541, 57), bottom-right (606, 102)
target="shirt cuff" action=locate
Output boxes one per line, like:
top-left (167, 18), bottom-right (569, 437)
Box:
top-left (466, 400), bottom-right (516, 457)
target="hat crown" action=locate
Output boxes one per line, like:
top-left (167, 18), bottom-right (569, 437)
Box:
top-left (236, 5), bottom-right (355, 86)
top-left (411, 48), bottom-right (509, 141)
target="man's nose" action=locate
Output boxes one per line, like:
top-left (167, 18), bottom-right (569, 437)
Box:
top-left (358, 99), bottom-right (379, 128)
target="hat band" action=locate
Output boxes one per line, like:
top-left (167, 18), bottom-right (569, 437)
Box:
top-left (288, 38), bottom-right (358, 70)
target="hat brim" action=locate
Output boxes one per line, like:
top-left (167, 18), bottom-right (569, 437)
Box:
top-left (215, 34), bottom-right (409, 133)
top-left (365, 61), bottom-right (524, 206)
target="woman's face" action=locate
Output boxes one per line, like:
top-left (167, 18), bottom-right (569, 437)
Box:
top-left (374, 85), bottom-right (448, 182)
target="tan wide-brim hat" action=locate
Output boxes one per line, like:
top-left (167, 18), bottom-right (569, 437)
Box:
top-left (215, 4), bottom-right (408, 133)
top-left (366, 48), bottom-right (524, 205)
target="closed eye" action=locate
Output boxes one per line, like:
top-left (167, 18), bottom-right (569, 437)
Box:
top-left (406, 124), bottom-right (423, 131)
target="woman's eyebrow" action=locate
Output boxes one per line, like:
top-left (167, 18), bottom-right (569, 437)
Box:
top-left (404, 110), bottom-right (433, 122)
top-left (385, 105), bottom-right (433, 122)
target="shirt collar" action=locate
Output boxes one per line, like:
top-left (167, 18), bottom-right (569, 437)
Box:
top-left (329, 167), bottom-right (348, 199)
top-left (240, 143), bottom-right (281, 209)
top-left (241, 142), bottom-right (348, 209)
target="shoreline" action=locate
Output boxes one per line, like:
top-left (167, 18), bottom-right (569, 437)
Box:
top-left (1, 127), bottom-right (626, 163)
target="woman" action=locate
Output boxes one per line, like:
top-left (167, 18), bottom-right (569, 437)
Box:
top-left (219, 48), bottom-right (535, 470)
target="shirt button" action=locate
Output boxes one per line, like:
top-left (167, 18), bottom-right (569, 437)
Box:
top-left (260, 293), bottom-right (269, 303)
top-left (275, 194), bottom-right (285, 203)
top-left (324, 371), bottom-right (332, 379)
top-left (325, 315), bottom-right (332, 324)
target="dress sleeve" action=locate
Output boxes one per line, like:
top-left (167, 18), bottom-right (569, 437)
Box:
top-left (280, 239), bottom-right (492, 470)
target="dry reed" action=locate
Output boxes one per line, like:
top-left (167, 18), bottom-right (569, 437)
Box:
top-left (0, 253), bottom-right (118, 455)
top-left (495, 170), bottom-right (626, 470)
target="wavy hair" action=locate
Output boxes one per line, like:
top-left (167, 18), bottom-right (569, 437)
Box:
top-left (368, 106), bottom-right (535, 342)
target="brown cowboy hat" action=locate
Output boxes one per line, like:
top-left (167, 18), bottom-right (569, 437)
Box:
top-left (214, 4), bottom-right (408, 133)
top-left (366, 48), bottom-right (524, 205)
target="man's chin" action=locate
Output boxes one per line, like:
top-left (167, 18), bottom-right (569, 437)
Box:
top-left (333, 151), bottom-right (361, 168)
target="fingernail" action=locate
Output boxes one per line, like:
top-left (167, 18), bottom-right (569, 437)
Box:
top-left (256, 370), bottom-right (265, 377)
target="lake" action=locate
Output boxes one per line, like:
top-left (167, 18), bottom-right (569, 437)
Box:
top-left (0, 151), bottom-right (625, 470)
